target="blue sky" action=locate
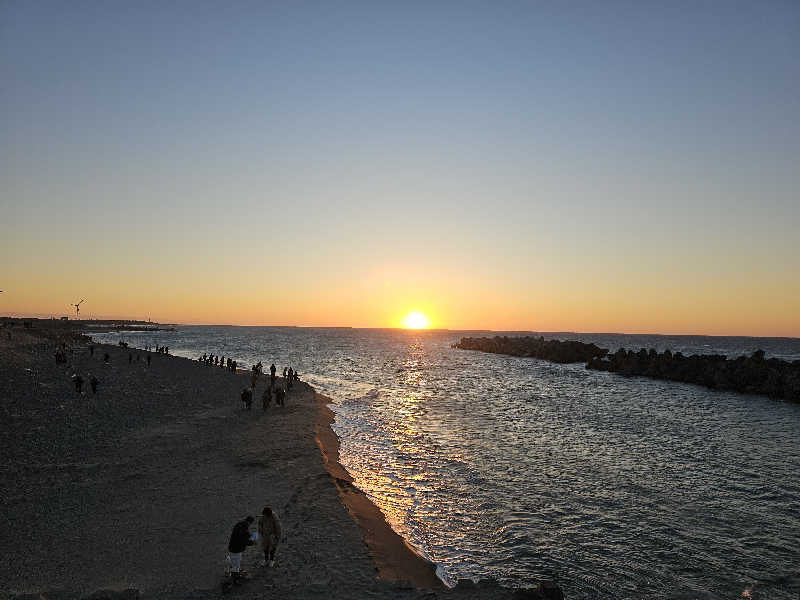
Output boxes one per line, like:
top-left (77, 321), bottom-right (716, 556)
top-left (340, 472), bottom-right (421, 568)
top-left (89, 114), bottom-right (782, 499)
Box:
top-left (1, 1), bottom-right (798, 333)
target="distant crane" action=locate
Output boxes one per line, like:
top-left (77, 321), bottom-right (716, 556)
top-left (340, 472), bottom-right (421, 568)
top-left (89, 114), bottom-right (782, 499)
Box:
top-left (71, 299), bottom-right (85, 319)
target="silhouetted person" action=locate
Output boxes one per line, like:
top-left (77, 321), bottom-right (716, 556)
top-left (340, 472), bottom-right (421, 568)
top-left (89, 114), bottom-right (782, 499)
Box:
top-left (287, 368), bottom-right (293, 390)
top-left (283, 367), bottom-right (287, 378)
top-left (103, 352), bottom-right (110, 364)
top-left (241, 387), bottom-right (252, 410)
top-left (89, 345), bottom-right (94, 357)
top-left (146, 354), bottom-right (151, 366)
top-left (262, 387), bottom-right (271, 411)
top-left (258, 506), bottom-right (282, 567)
top-left (227, 516), bottom-right (255, 584)
top-left (251, 366), bottom-right (259, 389)
top-left (90, 375), bottom-right (98, 394)
top-left (275, 387), bottom-right (285, 407)
top-left (72, 373), bottom-right (83, 394)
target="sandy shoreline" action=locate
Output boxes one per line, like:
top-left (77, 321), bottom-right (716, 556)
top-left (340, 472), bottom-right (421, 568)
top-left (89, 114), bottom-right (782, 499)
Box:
top-left (1, 323), bottom-right (558, 599)
top-left (314, 395), bottom-right (444, 589)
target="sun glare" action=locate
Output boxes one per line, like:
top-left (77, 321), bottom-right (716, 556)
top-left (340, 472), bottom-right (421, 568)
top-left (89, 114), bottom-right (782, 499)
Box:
top-left (402, 311), bottom-right (430, 329)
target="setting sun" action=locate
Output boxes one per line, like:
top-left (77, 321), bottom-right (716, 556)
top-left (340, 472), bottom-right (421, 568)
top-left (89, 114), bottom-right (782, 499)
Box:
top-left (402, 311), bottom-right (430, 329)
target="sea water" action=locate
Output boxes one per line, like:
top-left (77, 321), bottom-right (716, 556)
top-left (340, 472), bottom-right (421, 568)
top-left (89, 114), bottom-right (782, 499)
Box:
top-left (93, 327), bottom-right (800, 599)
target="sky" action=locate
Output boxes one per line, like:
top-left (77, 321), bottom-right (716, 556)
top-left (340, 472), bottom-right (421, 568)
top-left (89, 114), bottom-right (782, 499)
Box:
top-left (1, 1), bottom-right (798, 335)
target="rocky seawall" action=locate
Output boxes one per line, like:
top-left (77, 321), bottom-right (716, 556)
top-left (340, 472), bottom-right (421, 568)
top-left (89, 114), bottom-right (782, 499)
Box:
top-left (453, 335), bottom-right (607, 364)
top-left (587, 348), bottom-right (800, 401)
top-left (454, 336), bottom-right (800, 402)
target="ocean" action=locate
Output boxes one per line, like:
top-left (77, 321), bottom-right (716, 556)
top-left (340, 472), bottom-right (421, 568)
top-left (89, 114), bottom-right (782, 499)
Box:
top-left (92, 327), bottom-right (800, 599)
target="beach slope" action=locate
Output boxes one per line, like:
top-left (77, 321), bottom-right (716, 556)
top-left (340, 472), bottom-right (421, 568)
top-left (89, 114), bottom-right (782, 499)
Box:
top-left (1, 324), bottom-right (556, 599)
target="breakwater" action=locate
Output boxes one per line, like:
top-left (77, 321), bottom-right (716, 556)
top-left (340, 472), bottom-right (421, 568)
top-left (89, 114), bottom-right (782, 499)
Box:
top-left (454, 336), bottom-right (800, 402)
top-left (453, 335), bottom-right (608, 363)
top-left (587, 348), bottom-right (800, 401)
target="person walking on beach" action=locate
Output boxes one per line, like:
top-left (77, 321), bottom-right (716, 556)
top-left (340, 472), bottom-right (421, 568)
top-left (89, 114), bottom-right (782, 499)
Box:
top-left (257, 506), bottom-right (282, 567)
top-left (287, 368), bottom-right (294, 391)
top-left (250, 365), bottom-right (259, 390)
top-left (227, 516), bottom-right (255, 584)
top-left (262, 387), bottom-right (271, 411)
top-left (269, 363), bottom-right (276, 382)
top-left (241, 387), bottom-right (253, 410)
top-left (72, 373), bottom-right (83, 394)
top-left (275, 387), bottom-right (285, 407)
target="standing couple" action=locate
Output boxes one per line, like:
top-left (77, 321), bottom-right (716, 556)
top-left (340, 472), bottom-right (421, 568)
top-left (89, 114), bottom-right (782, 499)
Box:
top-left (227, 505), bottom-right (282, 584)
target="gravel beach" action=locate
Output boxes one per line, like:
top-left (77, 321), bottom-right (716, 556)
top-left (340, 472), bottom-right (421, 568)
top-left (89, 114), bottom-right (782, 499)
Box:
top-left (0, 322), bottom-right (559, 600)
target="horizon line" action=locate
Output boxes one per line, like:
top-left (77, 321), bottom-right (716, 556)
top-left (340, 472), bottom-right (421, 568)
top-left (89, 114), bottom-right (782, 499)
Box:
top-left (2, 314), bottom-right (798, 340)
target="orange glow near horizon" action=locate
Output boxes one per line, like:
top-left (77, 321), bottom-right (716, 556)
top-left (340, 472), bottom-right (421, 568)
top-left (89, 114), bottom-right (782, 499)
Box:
top-left (1, 259), bottom-right (799, 336)
top-left (402, 311), bottom-right (430, 330)
top-left (2, 6), bottom-right (799, 341)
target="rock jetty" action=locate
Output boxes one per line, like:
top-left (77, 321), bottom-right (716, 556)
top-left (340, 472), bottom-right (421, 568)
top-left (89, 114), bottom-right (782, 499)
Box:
top-left (587, 348), bottom-right (800, 401)
top-left (455, 336), bottom-right (800, 402)
top-left (454, 335), bottom-right (608, 363)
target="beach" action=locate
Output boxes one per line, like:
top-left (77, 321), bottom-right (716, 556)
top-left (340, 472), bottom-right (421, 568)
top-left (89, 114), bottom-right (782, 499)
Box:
top-left (1, 323), bottom-right (550, 599)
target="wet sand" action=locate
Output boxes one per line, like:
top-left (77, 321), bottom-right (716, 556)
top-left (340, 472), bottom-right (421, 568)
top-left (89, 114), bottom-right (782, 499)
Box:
top-left (0, 324), bottom-right (553, 599)
top-left (315, 399), bottom-right (444, 589)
